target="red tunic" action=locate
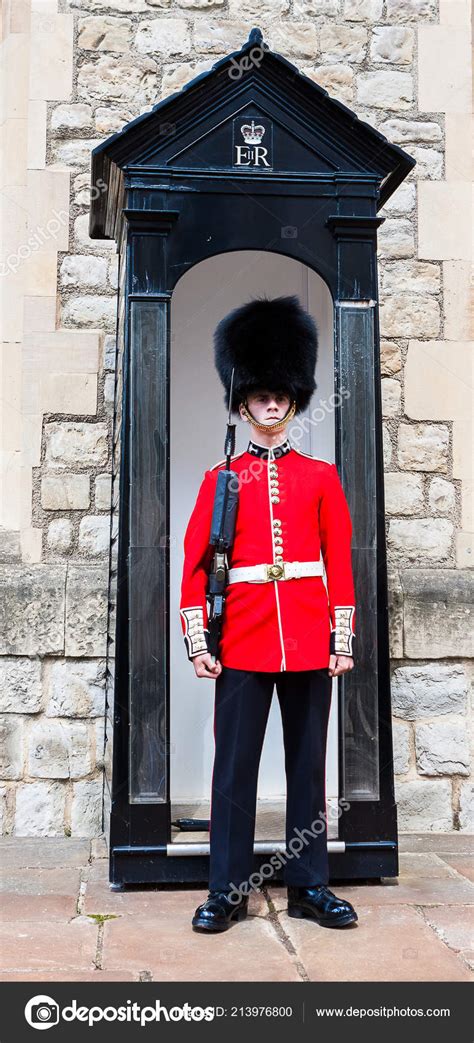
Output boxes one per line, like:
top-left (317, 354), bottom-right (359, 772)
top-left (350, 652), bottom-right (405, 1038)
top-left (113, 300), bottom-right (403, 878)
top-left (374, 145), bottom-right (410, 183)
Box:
top-left (179, 438), bottom-right (356, 672)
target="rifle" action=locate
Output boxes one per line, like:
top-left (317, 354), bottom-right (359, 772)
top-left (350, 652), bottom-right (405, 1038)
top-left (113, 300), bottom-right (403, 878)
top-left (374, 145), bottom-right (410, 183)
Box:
top-left (206, 369), bottom-right (239, 660)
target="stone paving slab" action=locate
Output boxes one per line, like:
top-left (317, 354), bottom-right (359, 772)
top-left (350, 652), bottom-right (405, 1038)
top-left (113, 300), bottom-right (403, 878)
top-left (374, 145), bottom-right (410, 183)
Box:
top-left (101, 913), bottom-right (301, 982)
top-left (0, 920), bottom-right (97, 976)
top-left (278, 905), bottom-right (473, 982)
top-left (420, 906), bottom-right (474, 967)
top-left (1, 867), bottom-right (81, 896)
top-left (0, 838), bottom-right (91, 869)
top-left (91, 837), bottom-right (108, 860)
top-left (0, 971), bottom-right (138, 982)
top-left (0, 868), bottom-right (81, 921)
top-left (437, 855), bottom-right (474, 883)
top-left (83, 864), bottom-right (269, 920)
top-left (0, 835), bottom-right (472, 982)
top-left (397, 852), bottom-right (464, 877)
top-left (398, 834), bottom-right (474, 854)
top-left (0, 892), bottom-right (78, 922)
top-left (268, 874), bottom-right (474, 909)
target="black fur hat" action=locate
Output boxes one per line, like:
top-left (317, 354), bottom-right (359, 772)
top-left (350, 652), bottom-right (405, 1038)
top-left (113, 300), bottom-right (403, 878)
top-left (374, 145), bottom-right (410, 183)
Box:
top-left (213, 294), bottom-right (318, 415)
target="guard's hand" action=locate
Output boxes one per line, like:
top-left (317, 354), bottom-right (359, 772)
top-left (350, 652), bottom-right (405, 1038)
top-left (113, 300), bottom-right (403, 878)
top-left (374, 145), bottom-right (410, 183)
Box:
top-left (192, 653), bottom-right (222, 679)
top-left (328, 654), bottom-right (354, 678)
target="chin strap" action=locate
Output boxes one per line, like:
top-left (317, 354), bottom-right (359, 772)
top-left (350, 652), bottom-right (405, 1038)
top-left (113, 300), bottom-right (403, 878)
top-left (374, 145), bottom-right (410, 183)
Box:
top-left (240, 400), bottom-right (297, 433)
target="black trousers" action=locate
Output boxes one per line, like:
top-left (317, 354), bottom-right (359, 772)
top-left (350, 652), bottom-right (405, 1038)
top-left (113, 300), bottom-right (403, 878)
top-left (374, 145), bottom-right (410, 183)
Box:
top-left (208, 665), bottom-right (333, 892)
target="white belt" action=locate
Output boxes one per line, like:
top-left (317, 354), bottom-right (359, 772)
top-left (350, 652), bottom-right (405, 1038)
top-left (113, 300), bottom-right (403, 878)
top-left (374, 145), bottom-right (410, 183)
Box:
top-left (227, 560), bottom-right (324, 584)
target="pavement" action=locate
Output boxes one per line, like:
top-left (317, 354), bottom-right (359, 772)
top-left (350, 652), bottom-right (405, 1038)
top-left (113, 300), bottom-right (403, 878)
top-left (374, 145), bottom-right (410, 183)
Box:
top-left (1, 833), bottom-right (473, 982)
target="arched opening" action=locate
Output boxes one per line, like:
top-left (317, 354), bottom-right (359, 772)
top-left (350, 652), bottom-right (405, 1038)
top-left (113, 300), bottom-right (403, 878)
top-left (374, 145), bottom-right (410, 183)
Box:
top-left (169, 250), bottom-right (340, 843)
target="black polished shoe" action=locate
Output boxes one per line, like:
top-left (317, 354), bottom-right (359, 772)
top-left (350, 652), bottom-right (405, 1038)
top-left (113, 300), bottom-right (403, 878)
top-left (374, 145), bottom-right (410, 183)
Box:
top-left (287, 884), bottom-right (358, 928)
top-left (192, 889), bottom-right (249, 932)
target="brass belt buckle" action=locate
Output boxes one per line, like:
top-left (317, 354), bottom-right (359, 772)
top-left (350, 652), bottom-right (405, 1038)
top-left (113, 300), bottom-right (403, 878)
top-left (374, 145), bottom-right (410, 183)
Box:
top-left (266, 562), bottom-right (284, 581)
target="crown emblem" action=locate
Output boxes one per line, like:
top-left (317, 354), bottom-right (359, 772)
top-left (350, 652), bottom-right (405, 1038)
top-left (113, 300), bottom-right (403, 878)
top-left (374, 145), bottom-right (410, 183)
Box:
top-left (240, 120), bottom-right (265, 145)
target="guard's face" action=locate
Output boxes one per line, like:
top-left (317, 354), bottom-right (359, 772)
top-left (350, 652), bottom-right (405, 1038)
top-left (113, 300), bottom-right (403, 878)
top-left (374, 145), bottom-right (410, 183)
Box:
top-left (241, 389), bottom-right (291, 425)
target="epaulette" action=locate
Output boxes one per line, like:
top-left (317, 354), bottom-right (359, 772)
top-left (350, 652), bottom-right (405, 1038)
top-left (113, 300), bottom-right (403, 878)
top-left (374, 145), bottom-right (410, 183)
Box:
top-left (292, 447), bottom-right (333, 465)
top-left (209, 450), bottom-right (246, 471)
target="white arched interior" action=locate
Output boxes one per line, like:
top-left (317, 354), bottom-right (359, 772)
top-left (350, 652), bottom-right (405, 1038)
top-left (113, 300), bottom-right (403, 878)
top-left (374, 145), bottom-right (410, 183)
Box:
top-left (170, 250), bottom-right (339, 837)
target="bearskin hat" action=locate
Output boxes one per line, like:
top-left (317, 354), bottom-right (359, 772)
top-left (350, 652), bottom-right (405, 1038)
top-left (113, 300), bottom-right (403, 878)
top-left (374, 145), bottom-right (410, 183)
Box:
top-left (213, 294), bottom-right (318, 415)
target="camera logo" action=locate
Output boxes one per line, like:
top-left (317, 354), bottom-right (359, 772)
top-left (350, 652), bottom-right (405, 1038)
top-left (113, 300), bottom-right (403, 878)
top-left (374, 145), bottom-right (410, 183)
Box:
top-left (25, 996), bottom-right (59, 1030)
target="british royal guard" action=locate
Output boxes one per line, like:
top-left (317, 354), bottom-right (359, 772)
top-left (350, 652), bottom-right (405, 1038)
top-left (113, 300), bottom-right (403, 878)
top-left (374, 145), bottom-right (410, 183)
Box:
top-left (179, 295), bottom-right (358, 933)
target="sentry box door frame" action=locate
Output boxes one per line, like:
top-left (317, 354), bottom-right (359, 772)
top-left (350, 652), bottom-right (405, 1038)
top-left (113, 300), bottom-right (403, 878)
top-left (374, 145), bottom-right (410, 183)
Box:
top-left (89, 28), bottom-right (415, 888)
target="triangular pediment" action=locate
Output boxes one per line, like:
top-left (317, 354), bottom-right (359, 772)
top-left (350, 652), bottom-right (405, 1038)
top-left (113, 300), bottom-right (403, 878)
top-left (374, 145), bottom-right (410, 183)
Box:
top-left (139, 95), bottom-right (341, 174)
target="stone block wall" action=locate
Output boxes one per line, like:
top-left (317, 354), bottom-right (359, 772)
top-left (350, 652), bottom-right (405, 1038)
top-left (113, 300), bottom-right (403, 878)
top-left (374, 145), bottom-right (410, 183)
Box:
top-left (1, 0), bottom-right (472, 836)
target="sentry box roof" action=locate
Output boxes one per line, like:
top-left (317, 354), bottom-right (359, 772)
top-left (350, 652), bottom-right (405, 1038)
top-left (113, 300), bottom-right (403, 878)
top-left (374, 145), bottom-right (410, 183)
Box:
top-left (89, 27), bottom-right (415, 242)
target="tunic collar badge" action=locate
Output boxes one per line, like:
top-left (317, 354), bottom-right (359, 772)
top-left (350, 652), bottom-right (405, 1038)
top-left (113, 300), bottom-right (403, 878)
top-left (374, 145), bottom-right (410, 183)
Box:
top-left (247, 439), bottom-right (292, 460)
